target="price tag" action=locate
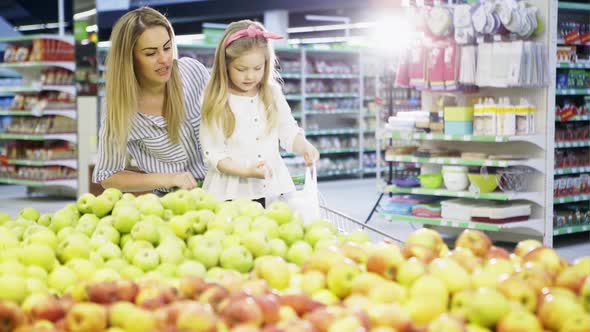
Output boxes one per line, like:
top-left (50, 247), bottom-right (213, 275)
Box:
top-left (434, 190), bottom-right (443, 196)
top-left (495, 136), bottom-right (503, 142)
top-left (567, 227), bottom-right (573, 234)
top-left (463, 135), bottom-right (470, 141)
top-left (570, 89), bottom-right (576, 95)
top-left (559, 198), bottom-right (565, 203)
top-left (444, 134), bottom-right (452, 140)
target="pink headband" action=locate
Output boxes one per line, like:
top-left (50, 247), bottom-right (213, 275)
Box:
top-left (224, 25), bottom-right (284, 48)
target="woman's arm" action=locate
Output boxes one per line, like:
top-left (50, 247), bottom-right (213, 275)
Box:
top-left (101, 170), bottom-right (197, 191)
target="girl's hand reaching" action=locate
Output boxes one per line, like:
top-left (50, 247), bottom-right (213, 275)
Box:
top-left (303, 142), bottom-right (320, 166)
top-left (248, 160), bottom-right (272, 179)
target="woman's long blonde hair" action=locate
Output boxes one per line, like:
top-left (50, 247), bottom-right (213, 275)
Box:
top-left (202, 20), bottom-right (279, 138)
top-left (105, 6), bottom-right (185, 154)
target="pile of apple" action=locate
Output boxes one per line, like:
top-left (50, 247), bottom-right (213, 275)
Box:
top-left (0, 187), bottom-right (588, 332)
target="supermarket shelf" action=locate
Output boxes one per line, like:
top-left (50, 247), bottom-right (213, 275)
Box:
top-left (280, 73), bottom-right (301, 79)
top-left (0, 34), bottom-right (74, 44)
top-left (6, 159), bottom-right (77, 169)
top-left (380, 214), bottom-right (544, 233)
top-left (553, 225), bottom-right (590, 236)
top-left (554, 166), bottom-right (590, 175)
top-left (383, 185), bottom-right (544, 206)
top-left (386, 155), bottom-right (545, 172)
top-left (556, 88), bottom-right (590, 96)
top-left (557, 62), bottom-right (590, 69)
top-left (305, 109), bottom-right (359, 115)
top-left (306, 74), bottom-right (358, 79)
top-left (558, 2), bottom-right (590, 11)
top-left (383, 131), bottom-right (545, 148)
top-left (285, 94), bottom-right (302, 100)
top-left (0, 178), bottom-right (77, 188)
top-left (554, 194), bottom-right (590, 204)
top-left (0, 109), bottom-right (76, 119)
top-left (306, 93), bottom-right (358, 98)
top-left (555, 140), bottom-right (590, 148)
top-left (283, 147), bottom-right (361, 157)
top-left (557, 39), bottom-right (588, 46)
top-left (0, 85), bottom-right (76, 95)
top-left (0, 61), bottom-right (75, 72)
top-left (556, 115), bottom-right (590, 122)
top-left (0, 133), bottom-right (77, 143)
top-left (318, 168), bottom-right (361, 177)
top-left (307, 128), bottom-right (360, 136)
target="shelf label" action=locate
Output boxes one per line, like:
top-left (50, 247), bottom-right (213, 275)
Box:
top-left (462, 135), bottom-right (470, 141)
top-left (495, 136), bottom-right (503, 142)
top-left (444, 135), bottom-right (452, 140)
top-left (567, 227), bottom-right (573, 234)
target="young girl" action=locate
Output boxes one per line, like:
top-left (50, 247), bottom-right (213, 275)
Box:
top-left (200, 20), bottom-right (319, 205)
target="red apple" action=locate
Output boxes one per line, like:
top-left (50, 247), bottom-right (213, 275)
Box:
top-left (402, 244), bottom-right (437, 264)
top-left (523, 246), bottom-right (567, 277)
top-left (446, 247), bottom-right (483, 273)
top-left (240, 279), bottom-right (270, 297)
top-left (275, 318), bottom-right (316, 332)
top-left (65, 302), bottom-right (108, 332)
top-left (0, 300), bottom-right (27, 332)
top-left (175, 302), bottom-right (218, 332)
top-left (198, 284), bottom-right (230, 311)
top-left (496, 276), bottom-right (537, 312)
top-left (514, 239), bottom-right (542, 258)
top-left (339, 242), bottom-right (370, 264)
top-left (555, 266), bottom-right (587, 294)
top-left (115, 280), bottom-right (139, 302)
top-left (178, 276), bottom-right (208, 299)
top-left (25, 294), bottom-right (66, 322)
top-left (455, 229), bottom-right (491, 257)
top-left (305, 306), bottom-right (346, 332)
top-left (515, 263), bottom-right (554, 295)
top-left (253, 293), bottom-right (281, 325)
top-left (86, 281), bottom-right (119, 304)
top-left (485, 246), bottom-right (511, 261)
top-left (366, 243), bottom-right (405, 280)
top-left (221, 295), bottom-right (264, 327)
top-left (135, 284), bottom-right (177, 310)
top-left (366, 303), bottom-right (412, 332)
top-left (279, 294), bottom-right (324, 316)
top-left (230, 325), bottom-right (261, 332)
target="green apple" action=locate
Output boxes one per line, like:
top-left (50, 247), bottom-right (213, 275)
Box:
top-left (130, 221), bottom-right (160, 245)
top-left (75, 214), bottom-right (100, 237)
top-left (23, 227), bottom-right (58, 250)
top-left (22, 224), bottom-right (44, 239)
top-left (203, 229), bottom-right (226, 242)
top-left (241, 231), bottom-right (270, 258)
top-left (123, 240), bottom-right (154, 263)
top-left (192, 238), bottom-right (222, 269)
top-left (305, 219), bottom-right (337, 234)
top-left (278, 222), bottom-right (304, 245)
top-left (103, 187), bottom-right (123, 203)
top-left (220, 245), bottom-right (254, 273)
top-left (287, 241), bottom-right (313, 266)
top-left (207, 214), bottom-right (234, 235)
top-left (168, 215), bottom-right (193, 239)
top-left (161, 189), bottom-right (195, 215)
top-left (133, 248), bottom-right (160, 271)
top-left (232, 216), bottom-right (252, 236)
top-left (240, 201), bottom-right (265, 218)
top-left (194, 192), bottom-right (220, 211)
top-left (89, 252), bottom-right (105, 268)
top-left (305, 226), bottom-right (335, 247)
top-left (19, 207), bottom-right (40, 222)
top-left (265, 201), bottom-right (294, 224)
top-left (251, 216), bottom-right (279, 239)
top-left (222, 235), bottom-right (242, 249)
top-left (0, 248), bottom-right (21, 263)
top-left (345, 230), bottom-right (370, 244)
top-left (0, 275), bottom-right (28, 303)
top-left (26, 277), bottom-right (48, 294)
top-left (49, 208), bottom-right (78, 233)
top-left (327, 260), bottom-right (361, 298)
top-left (0, 261), bottom-right (26, 276)
top-left (137, 198), bottom-right (164, 217)
top-left (20, 244), bottom-right (56, 272)
top-left (255, 256), bottom-right (290, 290)
top-left (120, 265), bottom-right (144, 279)
top-left (91, 195), bottom-right (115, 218)
top-left (0, 228), bottom-right (19, 250)
top-left (76, 193), bottom-right (96, 214)
top-left (104, 258), bottom-right (129, 271)
top-left (396, 257), bottom-right (427, 287)
top-left (100, 216), bottom-right (115, 226)
top-left (92, 268), bottom-right (121, 282)
top-left (26, 265), bottom-right (48, 282)
top-left (97, 242), bottom-right (122, 260)
top-left (89, 235), bottom-right (111, 251)
top-left (155, 241), bottom-right (184, 265)
top-left (155, 263), bottom-right (177, 278)
top-left (176, 260), bottom-right (206, 278)
top-left (120, 234), bottom-right (132, 248)
top-left (122, 192), bottom-right (136, 201)
top-left (66, 258), bottom-right (97, 280)
top-left (57, 235), bottom-right (91, 263)
top-left (37, 213), bottom-right (52, 227)
top-left (48, 266), bottom-right (77, 295)
top-left (467, 287), bottom-right (509, 328)
top-left (182, 210), bottom-right (210, 235)
top-left (93, 224), bottom-right (121, 245)
top-left (0, 212), bottom-right (12, 224)
top-left (269, 238), bottom-right (288, 258)
top-left (187, 235), bottom-right (204, 251)
top-left (57, 226), bottom-right (75, 242)
top-left (302, 270), bottom-right (326, 295)
top-left (112, 205), bottom-right (141, 234)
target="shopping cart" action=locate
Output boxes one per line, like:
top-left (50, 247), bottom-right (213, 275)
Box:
top-left (317, 193), bottom-right (404, 245)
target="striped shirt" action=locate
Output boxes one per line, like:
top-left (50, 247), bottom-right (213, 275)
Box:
top-left (92, 57), bottom-right (210, 192)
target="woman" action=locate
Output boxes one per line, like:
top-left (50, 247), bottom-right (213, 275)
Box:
top-left (93, 6), bottom-right (209, 193)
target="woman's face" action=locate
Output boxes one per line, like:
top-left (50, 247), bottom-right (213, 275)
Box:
top-left (133, 26), bottom-right (173, 86)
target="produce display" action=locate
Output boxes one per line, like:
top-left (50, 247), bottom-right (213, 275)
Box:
top-left (0, 188), bottom-right (588, 332)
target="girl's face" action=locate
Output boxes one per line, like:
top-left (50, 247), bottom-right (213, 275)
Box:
top-left (228, 48), bottom-right (266, 95)
top-left (133, 26), bottom-right (173, 87)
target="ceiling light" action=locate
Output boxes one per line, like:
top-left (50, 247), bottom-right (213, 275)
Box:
top-left (74, 9), bottom-right (97, 20)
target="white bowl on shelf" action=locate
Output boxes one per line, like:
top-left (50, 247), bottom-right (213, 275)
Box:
top-left (442, 166), bottom-right (469, 191)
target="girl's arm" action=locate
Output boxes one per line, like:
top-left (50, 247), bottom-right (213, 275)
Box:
top-left (291, 133), bottom-right (320, 166)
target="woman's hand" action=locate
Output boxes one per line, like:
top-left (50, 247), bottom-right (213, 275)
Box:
top-left (247, 161), bottom-right (272, 179)
top-left (170, 172), bottom-right (199, 190)
top-left (303, 142), bottom-right (320, 166)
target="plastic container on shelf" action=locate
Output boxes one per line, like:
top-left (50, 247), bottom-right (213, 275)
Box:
top-left (444, 121), bottom-right (473, 135)
top-left (442, 166), bottom-right (469, 191)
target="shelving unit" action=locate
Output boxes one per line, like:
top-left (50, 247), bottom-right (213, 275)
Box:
top-left (0, 34), bottom-right (77, 197)
top-left (553, 1), bottom-right (590, 237)
top-left (370, 0), bottom-right (557, 245)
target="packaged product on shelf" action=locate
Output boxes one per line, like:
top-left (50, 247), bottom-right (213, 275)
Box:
top-left (427, 46), bottom-right (446, 90)
top-left (453, 4), bottom-right (475, 44)
top-left (555, 174), bottom-right (590, 197)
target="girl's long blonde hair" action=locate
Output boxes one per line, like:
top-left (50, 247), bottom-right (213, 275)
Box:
top-left (202, 20), bottom-right (279, 138)
top-left (105, 6), bottom-right (185, 154)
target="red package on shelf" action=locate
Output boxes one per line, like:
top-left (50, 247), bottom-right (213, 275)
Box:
top-left (428, 46), bottom-right (445, 90)
top-left (409, 46), bottom-right (427, 89)
top-left (443, 44), bottom-right (458, 90)
top-left (395, 51), bottom-right (411, 87)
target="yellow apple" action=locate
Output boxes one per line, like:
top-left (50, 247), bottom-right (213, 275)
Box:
top-left (514, 239), bottom-right (542, 258)
top-left (366, 302), bottom-right (412, 331)
top-left (446, 247), bottom-right (483, 273)
top-left (428, 258), bottom-right (471, 293)
top-left (366, 242), bottom-right (405, 280)
top-left (301, 271), bottom-right (326, 295)
top-left (326, 260), bottom-right (361, 298)
top-left (496, 309), bottom-right (543, 332)
top-left (396, 257), bottom-right (426, 287)
top-left (304, 247), bottom-right (346, 274)
top-left (455, 229), bottom-right (491, 257)
top-left (351, 272), bottom-right (384, 295)
top-left (367, 280), bottom-right (407, 304)
top-left (466, 287), bottom-right (509, 328)
top-left (559, 311), bottom-right (590, 332)
top-left (538, 292), bottom-right (586, 331)
top-left (406, 228), bottom-right (444, 253)
top-left (410, 275), bottom-right (449, 306)
top-left (523, 246), bottom-right (567, 277)
top-left (496, 275), bottom-right (537, 312)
